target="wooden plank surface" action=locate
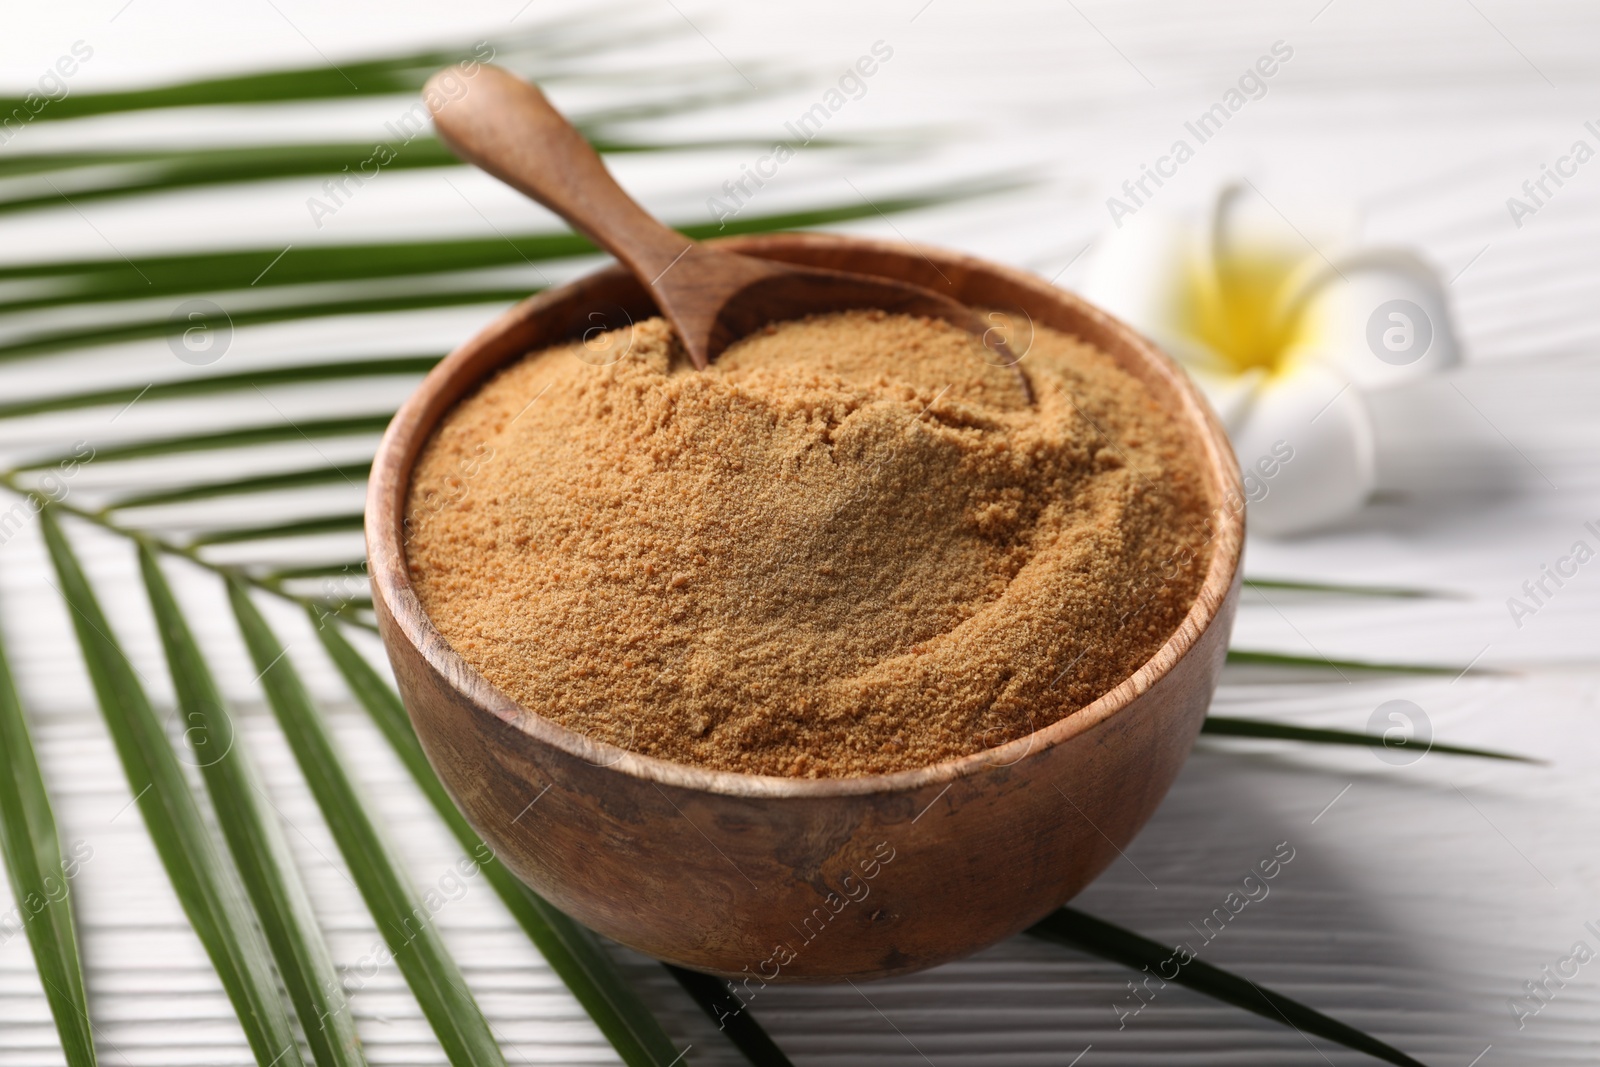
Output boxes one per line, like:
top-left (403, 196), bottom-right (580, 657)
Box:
top-left (2, 1), bottom-right (1598, 1063)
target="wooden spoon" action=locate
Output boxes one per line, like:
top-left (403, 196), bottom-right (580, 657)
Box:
top-left (424, 64), bottom-right (1019, 377)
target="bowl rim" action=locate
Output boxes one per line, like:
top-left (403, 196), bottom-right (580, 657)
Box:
top-left (366, 232), bottom-right (1244, 800)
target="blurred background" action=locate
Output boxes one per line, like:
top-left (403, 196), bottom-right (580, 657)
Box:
top-left (2, 1), bottom-right (1598, 1064)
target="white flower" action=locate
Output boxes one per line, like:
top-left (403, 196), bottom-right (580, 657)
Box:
top-left (1081, 184), bottom-right (1460, 536)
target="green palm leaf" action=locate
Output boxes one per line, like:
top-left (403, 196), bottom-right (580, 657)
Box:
top-left (190, 513), bottom-right (368, 548)
top-left (14, 416), bottom-right (392, 470)
top-left (666, 965), bottom-right (796, 1067)
top-left (39, 507), bottom-right (307, 1067)
top-left (310, 614), bottom-right (700, 1067)
top-left (1225, 649), bottom-right (1483, 675)
top-left (139, 545), bottom-right (365, 1067)
top-left (0, 358), bottom-right (441, 421)
top-left (1201, 715), bottom-right (1537, 762)
top-left (0, 18), bottom-right (677, 120)
top-left (1030, 907), bottom-right (1429, 1067)
top-left (0, 135), bottom-right (848, 218)
top-left (109, 464), bottom-right (373, 511)
top-left (1243, 577), bottom-right (1456, 599)
top-left (0, 190), bottom-right (1006, 321)
top-left (226, 578), bottom-right (506, 1067)
top-left (0, 288), bottom-right (529, 363)
top-left (263, 560), bottom-right (370, 582)
top-left (0, 588), bottom-right (96, 1067)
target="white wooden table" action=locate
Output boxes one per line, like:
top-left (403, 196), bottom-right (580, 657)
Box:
top-left (2, 1), bottom-right (1597, 1063)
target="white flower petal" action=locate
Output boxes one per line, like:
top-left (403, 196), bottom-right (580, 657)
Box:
top-left (1080, 210), bottom-right (1244, 382)
top-left (1185, 365), bottom-right (1266, 431)
top-left (1230, 364), bottom-right (1375, 537)
top-left (1080, 211), bottom-right (1195, 339)
top-left (1209, 181), bottom-right (1353, 274)
top-left (1287, 248), bottom-right (1460, 389)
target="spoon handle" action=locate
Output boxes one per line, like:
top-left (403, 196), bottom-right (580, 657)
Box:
top-left (425, 65), bottom-right (693, 285)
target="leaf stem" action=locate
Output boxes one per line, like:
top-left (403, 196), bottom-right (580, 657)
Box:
top-left (0, 473), bottom-right (375, 631)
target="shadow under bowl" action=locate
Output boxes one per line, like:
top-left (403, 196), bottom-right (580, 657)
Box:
top-left (366, 232), bottom-right (1244, 982)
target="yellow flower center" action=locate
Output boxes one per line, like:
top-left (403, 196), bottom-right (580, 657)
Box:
top-left (1180, 244), bottom-right (1315, 379)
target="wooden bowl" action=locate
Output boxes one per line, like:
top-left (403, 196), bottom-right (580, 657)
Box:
top-left (367, 232), bottom-right (1244, 982)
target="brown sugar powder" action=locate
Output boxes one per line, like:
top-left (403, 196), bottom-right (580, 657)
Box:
top-left (406, 310), bottom-right (1211, 778)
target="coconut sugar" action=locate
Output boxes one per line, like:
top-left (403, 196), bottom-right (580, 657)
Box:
top-left (405, 310), bottom-right (1210, 778)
